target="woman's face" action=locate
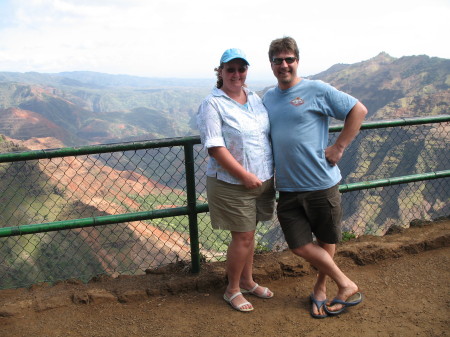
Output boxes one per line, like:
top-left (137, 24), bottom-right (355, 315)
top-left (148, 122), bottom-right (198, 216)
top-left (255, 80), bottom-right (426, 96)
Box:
top-left (220, 59), bottom-right (248, 91)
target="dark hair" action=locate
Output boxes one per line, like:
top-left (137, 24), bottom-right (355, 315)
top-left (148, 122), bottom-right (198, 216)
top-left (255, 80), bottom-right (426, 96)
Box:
top-left (214, 64), bottom-right (224, 88)
top-left (268, 36), bottom-right (300, 61)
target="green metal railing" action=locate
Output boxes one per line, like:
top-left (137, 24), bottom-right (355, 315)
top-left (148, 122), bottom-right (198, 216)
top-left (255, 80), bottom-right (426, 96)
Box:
top-left (339, 170), bottom-right (450, 192)
top-left (0, 115), bottom-right (448, 288)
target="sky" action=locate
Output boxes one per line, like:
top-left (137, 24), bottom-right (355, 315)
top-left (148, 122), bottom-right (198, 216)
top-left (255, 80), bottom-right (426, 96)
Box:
top-left (0, 0), bottom-right (449, 84)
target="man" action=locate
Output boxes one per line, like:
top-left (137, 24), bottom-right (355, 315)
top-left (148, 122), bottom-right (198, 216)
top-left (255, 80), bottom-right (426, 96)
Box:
top-left (263, 36), bottom-right (368, 318)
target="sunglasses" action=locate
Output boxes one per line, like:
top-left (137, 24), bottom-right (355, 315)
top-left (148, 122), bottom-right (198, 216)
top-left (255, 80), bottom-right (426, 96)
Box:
top-left (225, 67), bottom-right (247, 73)
top-left (271, 57), bottom-right (297, 65)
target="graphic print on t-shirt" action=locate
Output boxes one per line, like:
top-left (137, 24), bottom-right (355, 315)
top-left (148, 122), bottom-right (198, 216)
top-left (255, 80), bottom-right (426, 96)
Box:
top-left (290, 97), bottom-right (304, 106)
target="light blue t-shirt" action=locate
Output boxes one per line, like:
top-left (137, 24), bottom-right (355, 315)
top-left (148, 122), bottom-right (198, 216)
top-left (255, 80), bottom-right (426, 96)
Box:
top-left (263, 79), bottom-right (357, 192)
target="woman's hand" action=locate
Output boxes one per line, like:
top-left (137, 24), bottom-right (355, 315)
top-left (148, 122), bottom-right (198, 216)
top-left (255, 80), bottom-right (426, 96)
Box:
top-left (241, 172), bottom-right (262, 189)
top-left (208, 147), bottom-right (262, 188)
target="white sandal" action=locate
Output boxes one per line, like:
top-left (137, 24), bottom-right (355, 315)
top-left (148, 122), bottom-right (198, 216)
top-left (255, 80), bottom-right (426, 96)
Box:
top-left (223, 292), bottom-right (253, 312)
top-left (240, 283), bottom-right (273, 299)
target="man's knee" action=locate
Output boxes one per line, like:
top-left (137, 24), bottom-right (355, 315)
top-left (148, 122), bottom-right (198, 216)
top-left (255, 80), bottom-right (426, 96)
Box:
top-left (291, 243), bottom-right (314, 258)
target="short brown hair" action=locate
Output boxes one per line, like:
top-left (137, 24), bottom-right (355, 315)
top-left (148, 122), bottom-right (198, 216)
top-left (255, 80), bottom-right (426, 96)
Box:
top-left (268, 36), bottom-right (299, 61)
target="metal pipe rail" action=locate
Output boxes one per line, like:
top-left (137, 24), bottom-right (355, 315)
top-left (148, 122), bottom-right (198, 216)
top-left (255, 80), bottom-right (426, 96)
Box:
top-left (0, 170), bottom-right (448, 237)
top-left (0, 115), bottom-right (448, 162)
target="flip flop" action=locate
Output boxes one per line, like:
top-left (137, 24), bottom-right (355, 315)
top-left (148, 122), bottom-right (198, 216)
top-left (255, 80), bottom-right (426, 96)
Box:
top-left (309, 293), bottom-right (328, 319)
top-left (324, 292), bottom-right (363, 316)
top-left (240, 283), bottom-right (273, 299)
top-left (223, 292), bottom-right (254, 312)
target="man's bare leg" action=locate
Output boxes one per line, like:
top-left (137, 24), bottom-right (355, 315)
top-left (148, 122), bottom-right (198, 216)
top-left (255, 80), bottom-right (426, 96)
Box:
top-left (292, 242), bottom-right (359, 313)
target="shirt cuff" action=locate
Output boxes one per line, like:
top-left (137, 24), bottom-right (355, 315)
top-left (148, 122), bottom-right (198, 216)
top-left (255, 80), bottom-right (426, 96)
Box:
top-left (204, 137), bottom-right (225, 149)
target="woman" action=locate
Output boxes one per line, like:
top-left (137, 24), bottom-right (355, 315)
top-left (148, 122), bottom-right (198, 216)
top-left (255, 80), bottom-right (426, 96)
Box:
top-left (197, 48), bottom-right (276, 312)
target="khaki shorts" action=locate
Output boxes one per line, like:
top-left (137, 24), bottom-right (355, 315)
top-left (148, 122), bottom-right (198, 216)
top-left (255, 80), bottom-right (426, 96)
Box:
top-left (206, 176), bottom-right (276, 232)
top-left (277, 184), bottom-right (343, 249)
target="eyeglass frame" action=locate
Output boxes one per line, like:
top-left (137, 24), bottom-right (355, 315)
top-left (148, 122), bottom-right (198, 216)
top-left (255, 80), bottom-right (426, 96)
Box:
top-left (271, 57), bottom-right (298, 65)
top-left (224, 66), bottom-right (248, 74)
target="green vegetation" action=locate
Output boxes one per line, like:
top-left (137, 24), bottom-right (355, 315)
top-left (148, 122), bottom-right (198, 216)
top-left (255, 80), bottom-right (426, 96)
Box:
top-left (341, 232), bottom-right (356, 242)
top-left (133, 191), bottom-right (230, 254)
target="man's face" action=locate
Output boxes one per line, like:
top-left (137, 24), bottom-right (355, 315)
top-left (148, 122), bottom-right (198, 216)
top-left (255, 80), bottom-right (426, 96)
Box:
top-left (270, 51), bottom-right (299, 89)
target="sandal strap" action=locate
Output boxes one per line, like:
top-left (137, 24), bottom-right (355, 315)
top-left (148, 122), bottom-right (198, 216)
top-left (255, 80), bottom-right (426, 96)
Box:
top-left (250, 283), bottom-right (270, 296)
top-left (236, 301), bottom-right (252, 309)
top-left (229, 291), bottom-right (243, 302)
top-left (260, 287), bottom-right (269, 296)
top-left (248, 283), bottom-right (259, 293)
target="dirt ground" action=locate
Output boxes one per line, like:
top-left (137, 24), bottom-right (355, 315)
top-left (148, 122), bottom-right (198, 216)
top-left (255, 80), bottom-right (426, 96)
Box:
top-left (0, 219), bottom-right (449, 337)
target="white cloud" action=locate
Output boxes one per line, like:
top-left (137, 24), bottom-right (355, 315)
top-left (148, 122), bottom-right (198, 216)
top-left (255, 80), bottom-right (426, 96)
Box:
top-left (0, 0), bottom-right (449, 81)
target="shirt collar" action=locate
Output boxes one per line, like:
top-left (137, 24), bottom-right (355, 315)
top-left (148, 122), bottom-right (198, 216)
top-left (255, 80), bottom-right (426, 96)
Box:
top-left (212, 86), bottom-right (251, 97)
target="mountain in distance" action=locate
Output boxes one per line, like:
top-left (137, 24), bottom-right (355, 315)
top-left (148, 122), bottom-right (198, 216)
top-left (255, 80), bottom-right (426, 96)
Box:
top-left (0, 53), bottom-right (448, 147)
top-left (0, 70), bottom-right (214, 90)
top-left (309, 52), bottom-right (449, 120)
top-left (0, 71), bottom-right (214, 146)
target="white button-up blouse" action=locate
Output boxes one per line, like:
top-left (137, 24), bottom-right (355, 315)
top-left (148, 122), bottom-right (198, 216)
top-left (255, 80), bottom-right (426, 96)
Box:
top-left (197, 87), bottom-right (274, 185)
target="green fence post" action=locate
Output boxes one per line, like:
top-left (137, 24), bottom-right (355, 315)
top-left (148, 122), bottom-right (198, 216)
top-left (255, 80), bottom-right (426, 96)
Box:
top-left (184, 142), bottom-right (201, 273)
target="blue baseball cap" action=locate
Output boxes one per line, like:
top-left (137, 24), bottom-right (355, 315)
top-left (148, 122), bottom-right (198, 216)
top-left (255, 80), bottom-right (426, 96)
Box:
top-left (220, 48), bottom-right (250, 65)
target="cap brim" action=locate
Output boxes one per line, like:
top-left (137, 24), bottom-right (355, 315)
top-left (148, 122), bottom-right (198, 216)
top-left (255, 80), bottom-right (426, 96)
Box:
top-left (222, 57), bottom-right (249, 65)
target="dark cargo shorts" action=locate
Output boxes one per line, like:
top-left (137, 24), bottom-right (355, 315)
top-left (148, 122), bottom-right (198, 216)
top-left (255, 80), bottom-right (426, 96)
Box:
top-left (276, 184), bottom-right (342, 249)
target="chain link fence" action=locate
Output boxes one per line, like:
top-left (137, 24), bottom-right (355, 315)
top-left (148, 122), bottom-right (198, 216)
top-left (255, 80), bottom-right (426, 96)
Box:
top-left (0, 116), bottom-right (449, 289)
